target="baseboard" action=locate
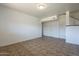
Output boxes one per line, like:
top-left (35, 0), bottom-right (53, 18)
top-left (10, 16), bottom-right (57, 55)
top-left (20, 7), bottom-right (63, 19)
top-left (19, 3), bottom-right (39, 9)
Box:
top-left (0, 36), bottom-right (42, 47)
top-left (43, 35), bottom-right (65, 40)
top-left (66, 41), bottom-right (79, 45)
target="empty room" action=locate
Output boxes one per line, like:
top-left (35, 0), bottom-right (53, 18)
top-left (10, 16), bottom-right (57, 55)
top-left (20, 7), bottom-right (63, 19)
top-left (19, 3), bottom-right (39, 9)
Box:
top-left (0, 3), bottom-right (79, 56)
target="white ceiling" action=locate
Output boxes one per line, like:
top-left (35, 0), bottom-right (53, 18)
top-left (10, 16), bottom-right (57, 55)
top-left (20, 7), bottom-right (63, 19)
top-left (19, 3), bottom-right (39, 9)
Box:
top-left (0, 3), bottom-right (79, 19)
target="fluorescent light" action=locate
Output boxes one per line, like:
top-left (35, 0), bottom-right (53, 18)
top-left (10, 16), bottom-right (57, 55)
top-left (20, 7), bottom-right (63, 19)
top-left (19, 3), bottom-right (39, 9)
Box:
top-left (41, 15), bottom-right (58, 22)
top-left (38, 5), bottom-right (45, 9)
top-left (37, 3), bottom-right (47, 10)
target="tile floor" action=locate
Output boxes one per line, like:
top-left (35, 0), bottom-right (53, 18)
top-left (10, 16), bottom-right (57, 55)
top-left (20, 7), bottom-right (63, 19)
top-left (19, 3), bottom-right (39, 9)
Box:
top-left (0, 36), bottom-right (79, 56)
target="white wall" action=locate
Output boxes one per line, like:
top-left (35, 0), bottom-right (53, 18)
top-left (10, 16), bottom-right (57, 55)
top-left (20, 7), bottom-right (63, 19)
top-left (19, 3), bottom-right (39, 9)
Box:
top-left (66, 26), bottom-right (79, 45)
top-left (59, 15), bottom-right (66, 39)
top-left (43, 15), bottom-right (66, 39)
top-left (43, 20), bottom-right (59, 38)
top-left (0, 6), bottom-right (41, 46)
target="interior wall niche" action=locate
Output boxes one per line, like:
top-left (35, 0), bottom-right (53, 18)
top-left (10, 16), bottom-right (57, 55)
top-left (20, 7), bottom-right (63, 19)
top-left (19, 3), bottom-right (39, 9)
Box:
top-left (69, 11), bottom-right (79, 25)
top-left (66, 11), bottom-right (79, 45)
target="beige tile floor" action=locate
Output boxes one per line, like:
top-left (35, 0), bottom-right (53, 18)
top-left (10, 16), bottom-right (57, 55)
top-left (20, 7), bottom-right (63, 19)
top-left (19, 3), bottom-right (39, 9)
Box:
top-left (0, 36), bottom-right (79, 56)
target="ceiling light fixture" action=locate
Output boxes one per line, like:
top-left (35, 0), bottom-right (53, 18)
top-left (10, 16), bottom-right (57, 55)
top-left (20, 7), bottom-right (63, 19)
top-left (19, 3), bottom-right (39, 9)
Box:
top-left (37, 3), bottom-right (47, 10)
